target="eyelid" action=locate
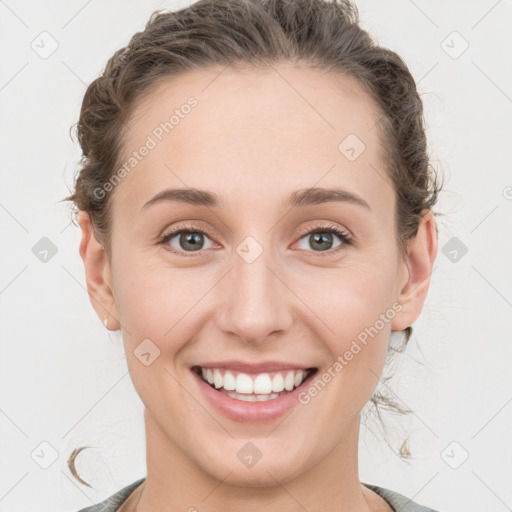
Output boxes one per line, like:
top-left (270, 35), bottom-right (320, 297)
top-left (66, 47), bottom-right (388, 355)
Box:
top-left (160, 221), bottom-right (217, 240)
top-left (294, 221), bottom-right (352, 240)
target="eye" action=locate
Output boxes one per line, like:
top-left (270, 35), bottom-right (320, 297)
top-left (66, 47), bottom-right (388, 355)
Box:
top-left (159, 224), bottom-right (217, 256)
top-left (294, 223), bottom-right (352, 255)
top-left (158, 222), bottom-right (353, 257)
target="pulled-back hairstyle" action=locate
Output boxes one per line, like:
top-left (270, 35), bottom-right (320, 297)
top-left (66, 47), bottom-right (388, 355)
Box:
top-left (62, 0), bottom-right (442, 487)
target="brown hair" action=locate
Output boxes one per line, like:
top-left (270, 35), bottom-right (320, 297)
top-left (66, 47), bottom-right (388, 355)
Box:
top-left (62, 0), bottom-right (442, 487)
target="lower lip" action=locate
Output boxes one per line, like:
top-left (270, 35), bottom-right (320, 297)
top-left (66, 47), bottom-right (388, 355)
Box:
top-left (191, 368), bottom-right (316, 423)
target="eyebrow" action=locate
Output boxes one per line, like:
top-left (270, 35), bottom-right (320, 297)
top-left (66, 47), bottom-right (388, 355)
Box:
top-left (141, 186), bottom-right (371, 211)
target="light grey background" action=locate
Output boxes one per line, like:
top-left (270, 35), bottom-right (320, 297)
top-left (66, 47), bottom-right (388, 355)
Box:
top-left (1, 1), bottom-right (511, 511)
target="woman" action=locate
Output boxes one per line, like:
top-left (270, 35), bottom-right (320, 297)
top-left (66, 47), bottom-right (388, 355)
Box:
top-left (63, 0), bottom-right (442, 510)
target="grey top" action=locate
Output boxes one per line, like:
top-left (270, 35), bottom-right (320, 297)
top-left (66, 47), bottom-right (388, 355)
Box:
top-left (75, 477), bottom-right (441, 511)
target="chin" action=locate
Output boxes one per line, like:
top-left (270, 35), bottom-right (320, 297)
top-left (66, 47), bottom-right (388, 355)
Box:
top-left (194, 441), bottom-right (308, 487)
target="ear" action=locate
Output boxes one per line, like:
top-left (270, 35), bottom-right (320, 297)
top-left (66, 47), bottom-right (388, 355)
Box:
top-left (78, 211), bottom-right (120, 330)
top-left (391, 210), bottom-right (438, 331)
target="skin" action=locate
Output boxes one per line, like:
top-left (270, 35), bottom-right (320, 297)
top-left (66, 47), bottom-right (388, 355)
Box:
top-left (78, 62), bottom-right (437, 512)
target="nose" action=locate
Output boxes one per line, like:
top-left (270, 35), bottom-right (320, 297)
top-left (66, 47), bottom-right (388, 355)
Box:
top-left (215, 244), bottom-right (294, 345)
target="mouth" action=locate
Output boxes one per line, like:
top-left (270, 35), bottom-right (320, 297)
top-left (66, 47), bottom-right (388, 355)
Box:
top-left (191, 365), bottom-right (318, 402)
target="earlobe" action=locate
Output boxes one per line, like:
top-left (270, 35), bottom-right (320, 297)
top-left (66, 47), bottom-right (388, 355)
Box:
top-left (78, 211), bottom-right (120, 331)
top-left (391, 210), bottom-right (438, 332)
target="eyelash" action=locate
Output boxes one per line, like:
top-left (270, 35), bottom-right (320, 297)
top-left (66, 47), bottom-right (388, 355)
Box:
top-left (158, 222), bottom-right (353, 257)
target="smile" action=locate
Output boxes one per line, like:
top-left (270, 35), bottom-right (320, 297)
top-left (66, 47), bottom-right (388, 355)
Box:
top-left (192, 366), bottom-right (317, 402)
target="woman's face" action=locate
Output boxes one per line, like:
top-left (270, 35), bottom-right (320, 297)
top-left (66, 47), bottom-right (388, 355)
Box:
top-left (83, 63), bottom-right (434, 486)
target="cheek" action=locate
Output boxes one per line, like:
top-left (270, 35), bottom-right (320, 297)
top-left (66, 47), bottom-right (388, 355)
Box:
top-left (113, 260), bottom-right (198, 404)
top-left (301, 258), bottom-right (398, 335)
top-left (301, 259), bottom-right (398, 389)
top-left (113, 253), bottom-right (207, 340)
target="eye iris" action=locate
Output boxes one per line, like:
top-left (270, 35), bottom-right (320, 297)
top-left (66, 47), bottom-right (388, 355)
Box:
top-left (310, 232), bottom-right (333, 251)
top-left (181, 232), bottom-right (204, 251)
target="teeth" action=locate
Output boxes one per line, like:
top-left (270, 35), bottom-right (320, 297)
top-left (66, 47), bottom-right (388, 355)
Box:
top-left (284, 371), bottom-right (295, 391)
top-left (253, 374), bottom-right (273, 394)
top-left (213, 369), bottom-right (223, 389)
top-left (199, 367), bottom-right (310, 394)
top-left (235, 373), bottom-right (253, 394)
top-left (272, 373), bottom-right (285, 392)
top-left (224, 390), bottom-right (281, 401)
top-left (223, 371), bottom-right (236, 391)
top-left (204, 368), bottom-right (214, 385)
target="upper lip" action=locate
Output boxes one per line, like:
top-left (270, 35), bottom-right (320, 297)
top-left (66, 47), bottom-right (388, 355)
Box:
top-left (193, 360), bottom-right (317, 373)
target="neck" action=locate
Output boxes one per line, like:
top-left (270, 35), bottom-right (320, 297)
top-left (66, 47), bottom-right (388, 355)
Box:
top-left (137, 409), bottom-right (372, 512)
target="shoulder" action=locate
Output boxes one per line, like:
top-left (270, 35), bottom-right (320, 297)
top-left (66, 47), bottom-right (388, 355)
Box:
top-left (74, 477), bottom-right (146, 512)
top-left (363, 482), bottom-right (443, 512)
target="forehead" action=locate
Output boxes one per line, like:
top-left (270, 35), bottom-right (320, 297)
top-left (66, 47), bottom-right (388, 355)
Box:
top-left (112, 63), bottom-right (392, 219)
